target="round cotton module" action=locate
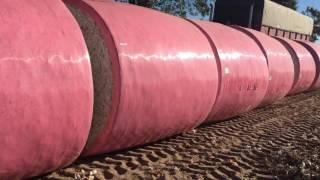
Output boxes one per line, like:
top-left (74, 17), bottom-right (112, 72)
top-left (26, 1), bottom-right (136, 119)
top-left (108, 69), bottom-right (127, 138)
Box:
top-left (297, 41), bottom-right (320, 91)
top-left (0, 0), bottom-right (93, 179)
top-left (234, 27), bottom-right (295, 106)
top-left (64, 0), bottom-right (219, 156)
top-left (276, 38), bottom-right (316, 95)
top-left (191, 21), bottom-right (269, 122)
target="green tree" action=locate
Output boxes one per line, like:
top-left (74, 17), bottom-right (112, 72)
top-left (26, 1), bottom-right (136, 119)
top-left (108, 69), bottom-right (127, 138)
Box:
top-left (270, 0), bottom-right (297, 10)
top-left (303, 7), bottom-right (320, 42)
top-left (130, 0), bottom-right (212, 19)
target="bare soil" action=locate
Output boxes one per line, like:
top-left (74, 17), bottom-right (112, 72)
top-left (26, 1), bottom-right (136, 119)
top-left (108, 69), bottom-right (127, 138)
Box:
top-left (37, 90), bottom-right (320, 180)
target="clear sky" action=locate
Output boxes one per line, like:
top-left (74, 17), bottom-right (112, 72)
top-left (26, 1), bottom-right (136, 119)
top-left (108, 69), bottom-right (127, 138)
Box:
top-left (297, 0), bottom-right (320, 12)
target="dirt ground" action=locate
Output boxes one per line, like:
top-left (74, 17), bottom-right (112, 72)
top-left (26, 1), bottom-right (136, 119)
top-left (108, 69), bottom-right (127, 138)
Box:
top-left (38, 90), bottom-right (320, 180)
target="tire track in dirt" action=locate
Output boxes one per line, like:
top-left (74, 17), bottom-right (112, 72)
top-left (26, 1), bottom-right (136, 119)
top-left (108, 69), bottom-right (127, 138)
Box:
top-left (39, 90), bottom-right (320, 180)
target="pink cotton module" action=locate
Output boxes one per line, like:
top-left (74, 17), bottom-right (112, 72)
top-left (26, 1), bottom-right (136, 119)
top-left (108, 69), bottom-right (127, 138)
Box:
top-left (64, 0), bottom-right (219, 156)
top-left (297, 41), bottom-right (320, 91)
top-left (0, 0), bottom-right (94, 179)
top-left (191, 21), bottom-right (269, 122)
top-left (276, 38), bottom-right (316, 95)
top-left (234, 27), bottom-right (295, 107)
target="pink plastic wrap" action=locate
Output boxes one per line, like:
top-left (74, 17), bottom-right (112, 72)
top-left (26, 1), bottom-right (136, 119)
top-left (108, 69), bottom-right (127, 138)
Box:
top-left (0, 0), bottom-right (93, 179)
top-left (276, 38), bottom-right (316, 95)
top-left (297, 41), bottom-right (320, 90)
top-left (234, 27), bottom-right (295, 106)
top-left (191, 21), bottom-right (269, 122)
top-left (65, 0), bottom-right (219, 156)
